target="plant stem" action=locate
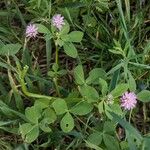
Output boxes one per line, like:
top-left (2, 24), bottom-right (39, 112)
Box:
top-left (74, 114), bottom-right (96, 132)
top-left (20, 66), bottom-right (53, 100)
top-left (143, 103), bottom-right (147, 134)
top-left (53, 77), bottom-right (61, 97)
top-left (143, 103), bottom-right (147, 122)
top-left (55, 45), bottom-right (59, 65)
top-left (129, 109), bottom-right (132, 123)
top-left (54, 44), bottom-right (61, 97)
top-left (22, 38), bottom-right (28, 62)
top-left (23, 38), bottom-right (27, 52)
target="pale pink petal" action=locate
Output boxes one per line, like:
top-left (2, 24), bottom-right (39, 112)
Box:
top-left (120, 91), bottom-right (137, 110)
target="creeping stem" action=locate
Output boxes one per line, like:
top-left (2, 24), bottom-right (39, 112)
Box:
top-left (20, 66), bottom-right (53, 100)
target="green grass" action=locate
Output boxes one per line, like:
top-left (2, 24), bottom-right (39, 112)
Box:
top-left (0, 0), bottom-right (150, 149)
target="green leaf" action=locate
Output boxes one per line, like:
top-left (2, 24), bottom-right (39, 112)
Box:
top-left (52, 99), bottom-right (68, 115)
top-left (126, 131), bottom-right (137, 150)
top-left (86, 68), bottom-right (107, 84)
top-left (111, 112), bottom-right (143, 144)
top-left (19, 123), bottom-right (39, 143)
top-left (68, 31), bottom-right (83, 43)
top-left (52, 63), bottom-right (59, 72)
top-left (63, 42), bottom-right (78, 58)
top-left (61, 34), bottom-right (70, 42)
top-left (120, 141), bottom-right (129, 150)
top-left (98, 101), bottom-right (104, 113)
top-left (104, 103), bottom-right (113, 119)
top-left (109, 68), bottom-right (120, 92)
top-left (137, 90), bottom-right (150, 102)
top-left (85, 140), bottom-right (103, 150)
top-left (103, 134), bottom-right (120, 150)
top-left (87, 132), bottom-right (103, 146)
top-left (60, 112), bottom-right (74, 132)
top-left (35, 24), bottom-right (51, 34)
top-left (129, 62), bottom-right (150, 69)
top-left (0, 43), bottom-right (22, 55)
top-left (57, 69), bottom-right (67, 76)
top-left (20, 123), bottom-right (32, 139)
top-left (99, 78), bottom-right (108, 96)
top-left (111, 103), bottom-right (123, 115)
top-left (56, 39), bottom-right (64, 47)
top-left (39, 119), bottom-right (52, 133)
top-left (0, 40), bottom-right (5, 49)
top-left (103, 121), bottom-right (115, 133)
top-left (37, 0), bottom-right (41, 8)
top-left (0, 126), bottom-right (18, 134)
top-left (0, 101), bottom-right (26, 121)
top-left (83, 15), bottom-right (97, 27)
top-left (43, 108), bottom-right (57, 124)
top-left (107, 63), bottom-right (122, 75)
top-left (8, 68), bottom-right (23, 111)
top-left (142, 137), bottom-right (150, 150)
top-left (0, 120), bottom-right (16, 127)
top-left (128, 71), bottom-right (136, 92)
top-left (60, 21), bottom-right (70, 35)
top-left (109, 49), bottom-right (124, 55)
top-left (34, 99), bottom-right (49, 110)
top-left (59, 2), bottom-right (85, 8)
top-left (79, 85), bottom-right (99, 103)
top-left (70, 101), bottom-right (93, 115)
top-left (25, 106), bottom-right (40, 124)
top-left (94, 0), bottom-right (109, 12)
top-left (111, 83), bottom-right (128, 97)
top-left (104, 103), bottom-right (123, 119)
top-left (48, 71), bottom-right (55, 78)
top-left (74, 65), bottom-right (85, 85)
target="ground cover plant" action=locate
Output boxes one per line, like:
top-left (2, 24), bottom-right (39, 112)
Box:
top-left (0, 0), bottom-right (150, 149)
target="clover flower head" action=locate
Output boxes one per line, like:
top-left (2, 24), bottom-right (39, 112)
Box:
top-left (26, 24), bottom-right (38, 38)
top-left (120, 91), bottom-right (137, 110)
top-left (52, 14), bottom-right (65, 31)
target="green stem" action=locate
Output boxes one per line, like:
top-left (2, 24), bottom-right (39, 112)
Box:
top-left (129, 109), bottom-right (132, 123)
top-left (143, 103), bottom-right (147, 134)
top-left (55, 45), bottom-right (59, 65)
top-left (48, 0), bottom-right (51, 20)
top-left (54, 44), bottom-right (61, 97)
top-left (143, 103), bottom-right (147, 122)
top-left (53, 77), bottom-right (61, 97)
top-left (22, 38), bottom-right (28, 62)
top-left (23, 38), bottom-right (27, 52)
top-left (74, 114), bottom-right (96, 132)
top-left (20, 78), bottom-right (53, 100)
top-left (20, 66), bottom-right (53, 100)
